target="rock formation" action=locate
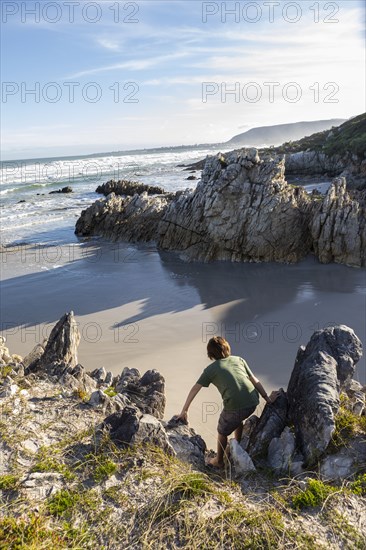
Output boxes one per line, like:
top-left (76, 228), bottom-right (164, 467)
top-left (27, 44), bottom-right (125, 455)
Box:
top-left (311, 178), bottom-right (366, 267)
top-left (1, 313), bottom-right (365, 482)
top-left (75, 192), bottom-right (171, 242)
top-left (96, 180), bottom-right (164, 197)
top-left (287, 326), bottom-right (363, 467)
top-left (76, 149), bottom-right (366, 267)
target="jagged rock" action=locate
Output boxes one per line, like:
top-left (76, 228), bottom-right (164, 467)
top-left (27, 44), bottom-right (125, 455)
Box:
top-left (27, 312), bottom-right (80, 375)
top-left (75, 192), bottom-right (171, 242)
top-left (90, 366), bottom-right (107, 384)
top-left (59, 367), bottom-right (97, 395)
top-left (311, 178), bottom-right (366, 267)
top-left (105, 371), bottom-right (113, 386)
top-left (247, 389), bottom-right (288, 460)
top-left (165, 416), bottom-right (206, 467)
top-left (88, 389), bottom-right (128, 413)
top-left (134, 414), bottom-right (174, 455)
top-left (287, 326), bottom-right (363, 466)
top-left (96, 180), bottom-right (164, 197)
top-left (230, 440), bottom-right (256, 474)
top-left (115, 368), bottom-right (166, 419)
top-left (101, 406), bottom-right (174, 454)
top-left (284, 149), bottom-right (366, 187)
top-left (159, 149), bottom-right (313, 262)
top-left (343, 379), bottom-right (365, 416)
top-left (21, 343), bottom-right (45, 369)
top-left (267, 427), bottom-right (296, 473)
top-left (75, 148), bottom-right (365, 267)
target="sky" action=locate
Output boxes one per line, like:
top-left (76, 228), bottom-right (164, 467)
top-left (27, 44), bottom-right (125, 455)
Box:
top-left (1, 0), bottom-right (365, 160)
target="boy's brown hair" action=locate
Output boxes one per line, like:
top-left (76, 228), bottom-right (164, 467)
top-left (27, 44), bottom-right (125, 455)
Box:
top-left (207, 336), bottom-right (231, 360)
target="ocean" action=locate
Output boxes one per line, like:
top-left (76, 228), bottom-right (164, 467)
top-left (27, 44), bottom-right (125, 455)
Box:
top-left (0, 145), bottom-right (223, 246)
top-left (0, 145), bottom-right (331, 247)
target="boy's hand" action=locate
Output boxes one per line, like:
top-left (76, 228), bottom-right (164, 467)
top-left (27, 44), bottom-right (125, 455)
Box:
top-left (267, 390), bottom-right (281, 403)
top-left (176, 411), bottom-right (188, 424)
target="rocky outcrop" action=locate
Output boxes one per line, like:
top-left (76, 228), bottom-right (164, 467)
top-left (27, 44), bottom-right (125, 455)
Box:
top-left (1, 315), bottom-right (365, 548)
top-left (310, 178), bottom-right (366, 267)
top-left (246, 389), bottom-right (288, 459)
top-left (26, 312), bottom-right (80, 374)
top-left (284, 150), bottom-right (366, 188)
top-left (115, 367), bottom-right (166, 419)
top-left (159, 149), bottom-right (313, 262)
top-left (75, 192), bottom-right (171, 242)
top-left (76, 149), bottom-right (366, 267)
top-left (1, 314), bottom-right (365, 483)
top-left (49, 186), bottom-right (73, 194)
top-left (96, 180), bottom-right (164, 197)
top-left (100, 406), bottom-right (174, 455)
top-left (287, 326), bottom-right (363, 467)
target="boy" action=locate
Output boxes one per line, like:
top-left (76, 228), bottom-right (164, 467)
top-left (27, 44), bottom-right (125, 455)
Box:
top-left (177, 336), bottom-right (277, 467)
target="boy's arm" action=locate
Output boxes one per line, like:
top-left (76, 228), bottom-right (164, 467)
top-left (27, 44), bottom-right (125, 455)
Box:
top-left (177, 383), bottom-right (203, 422)
top-left (249, 374), bottom-right (277, 404)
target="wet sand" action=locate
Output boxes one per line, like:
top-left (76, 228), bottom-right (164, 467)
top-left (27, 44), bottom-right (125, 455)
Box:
top-left (1, 241), bottom-right (365, 448)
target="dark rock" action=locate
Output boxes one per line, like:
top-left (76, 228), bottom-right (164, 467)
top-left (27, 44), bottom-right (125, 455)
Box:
top-left (49, 186), bottom-right (73, 194)
top-left (102, 406), bottom-right (174, 453)
top-left (287, 325), bottom-right (363, 466)
top-left (115, 367), bottom-right (166, 419)
top-left (247, 389), bottom-right (288, 460)
top-left (166, 416), bottom-right (206, 467)
top-left (18, 200), bottom-right (26, 203)
top-left (26, 312), bottom-right (80, 375)
top-left (102, 406), bottom-right (140, 444)
top-left (96, 180), bottom-right (164, 197)
top-left (186, 175), bottom-right (197, 180)
top-left (310, 178), bottom-right (366, 267)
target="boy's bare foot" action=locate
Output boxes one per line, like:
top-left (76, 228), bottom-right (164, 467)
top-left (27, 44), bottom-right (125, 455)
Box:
top-left (206, 457), bottom-right (224, 468)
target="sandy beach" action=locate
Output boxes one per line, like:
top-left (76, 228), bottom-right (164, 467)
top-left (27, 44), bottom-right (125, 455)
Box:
top-left (1, 240), bottom-right (365, 448)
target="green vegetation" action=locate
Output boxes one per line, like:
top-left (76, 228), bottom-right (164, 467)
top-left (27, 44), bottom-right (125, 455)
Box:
top-left (349, 473), bottom-right (366, 496)
top-left (267, 113), bottom-right (366, 157)
top-left (292, 479), bottom-right (337, 509)
top-left (330, 403), bottom-right (366, 449)
top-left (93, 458), bottom-right (117, 483)
top-left (47, 488), bottom-right (101, 518)
top-left (323, 509), bottom-right (366, 550)
top-left (32, 447), bottom-right (75, 481)
top-left (103, 386), bottom-right (117, 397)
top-left (0, 514), bottom-right (94, 550)
top-left (0, 474), bottom-right (19, 491)
top-left (0, 365), bottom-right (13, 379)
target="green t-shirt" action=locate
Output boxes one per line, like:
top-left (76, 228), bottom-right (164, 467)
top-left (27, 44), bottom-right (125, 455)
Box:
top-left (196, 356), bottom-right (259, 411)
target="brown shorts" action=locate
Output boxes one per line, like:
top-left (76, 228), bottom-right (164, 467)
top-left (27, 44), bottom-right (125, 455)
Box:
top-left (217, 405), bottom-right (256, 436)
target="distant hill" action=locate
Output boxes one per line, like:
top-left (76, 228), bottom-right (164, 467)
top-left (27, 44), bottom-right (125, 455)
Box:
top-left (271, 113), bottom-right (366, 157)
top-left (227, 119), bottom-right (346, 147)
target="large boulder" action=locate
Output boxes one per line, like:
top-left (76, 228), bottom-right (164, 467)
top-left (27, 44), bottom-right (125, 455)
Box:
top-left (287, 325), bottom-right (363, 466)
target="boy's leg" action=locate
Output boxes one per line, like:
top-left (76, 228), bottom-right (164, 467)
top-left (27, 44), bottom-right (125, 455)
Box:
top-left (234, 422), bottom-right (243, 442)
top-left (208, 432), bottom-right (227, 467)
